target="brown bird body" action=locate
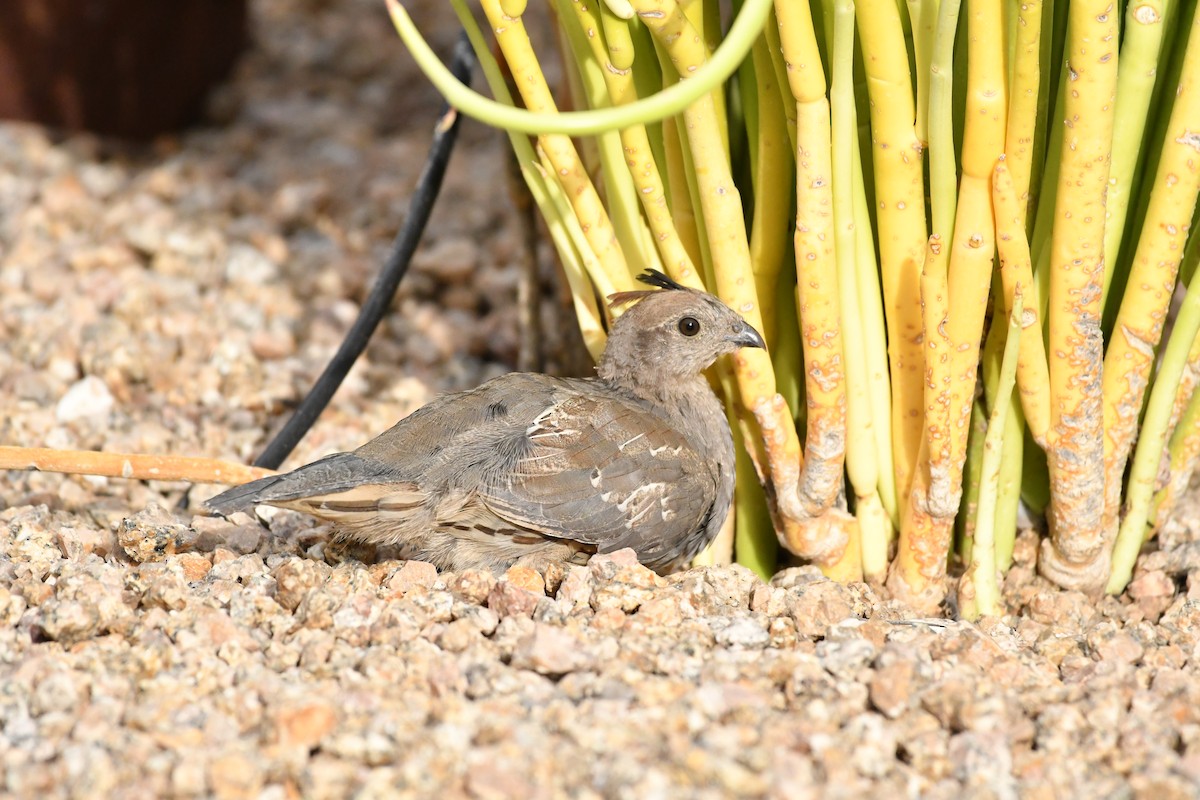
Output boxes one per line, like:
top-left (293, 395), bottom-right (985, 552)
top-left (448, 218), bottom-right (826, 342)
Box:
top-left (207, 271), bottom-right (765, 573)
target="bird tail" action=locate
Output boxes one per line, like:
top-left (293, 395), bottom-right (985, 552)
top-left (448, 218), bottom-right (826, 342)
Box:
top-left (205, 473), bottom-right (285, 517)
top-left (205, 452), bottom-right (391, 517)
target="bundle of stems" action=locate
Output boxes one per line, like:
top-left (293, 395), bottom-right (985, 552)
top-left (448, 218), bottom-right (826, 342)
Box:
top-left (390, 0), bottom-right (1200, 615)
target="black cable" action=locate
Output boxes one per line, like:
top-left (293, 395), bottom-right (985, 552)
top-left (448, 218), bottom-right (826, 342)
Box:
top-left (253, 33), bottom-right (475, 470)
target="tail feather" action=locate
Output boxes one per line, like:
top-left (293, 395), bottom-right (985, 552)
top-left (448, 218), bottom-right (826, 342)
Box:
top-left (205, 453), bottom-right (391, 517)
top-left (205, 473), bottom-right (285, 516)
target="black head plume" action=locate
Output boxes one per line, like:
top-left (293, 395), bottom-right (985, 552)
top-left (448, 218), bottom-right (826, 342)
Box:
top-left (636, 269), bottom-right (687, 291)
top-left (608, 269), bottom-right (693, 309)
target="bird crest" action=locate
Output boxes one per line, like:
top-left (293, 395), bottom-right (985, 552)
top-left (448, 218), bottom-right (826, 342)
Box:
top-left (607, 269), bottom-right (689, 309)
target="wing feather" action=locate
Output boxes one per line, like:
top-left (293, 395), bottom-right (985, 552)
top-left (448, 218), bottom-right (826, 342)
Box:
top-left (480, 392), bottom-right (715, 562)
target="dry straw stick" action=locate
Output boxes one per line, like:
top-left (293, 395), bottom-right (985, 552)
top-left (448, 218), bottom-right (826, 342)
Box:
top-left (0, 447), bottom-right (273, 486)
top-left (1039, 0), bottom-right (1119, 594)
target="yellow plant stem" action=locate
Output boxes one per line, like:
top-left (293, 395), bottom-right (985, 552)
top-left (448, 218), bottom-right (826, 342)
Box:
top-left (1039, 0), bottom-right (1119, 594)
top-left (1002, 0), bottom-right (1043, 219)
top-left (748, 34), bottom-right (795, 347)
top-left (911, 0), bottom-right (938, 147)
top-left (480, 0), bottom-right (634, 296)
top-left (748, 0), bottom-right (861, 577)
top-left (527, 159), bottom-right (608, 359)
top-left (960, 290), bottom-right (1024, 621)
top-left (993, 161), bottom-right (1052, 445)
top-left (889, 0), bottom-right (1005, 610)
top-left (554, 8), bottom-right (655, 275)
top-left (661, 114), bottom-right (704, 272)
top-left (633, 4), bottom-right (778, 411)
top-left (852, 147), bottom-right (899, 531)
top-left (561, 0), bottom-right (707, 290)
top-left (1101, 7), bottom-right (1200, 551)
top-left (763, 7), bottom-right (798, 153)
top-left (448, 0), bottom-right (608, 356)
top-left (734, 406), bottom-right (779, 577)
top-left (855, 0), bottom-right (929, 512)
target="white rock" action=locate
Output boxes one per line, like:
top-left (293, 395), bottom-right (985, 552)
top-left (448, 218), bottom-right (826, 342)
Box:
top-left (225, 243), bottom-right (279, 285)
top-left (55, 376), bottom-right (114, 423)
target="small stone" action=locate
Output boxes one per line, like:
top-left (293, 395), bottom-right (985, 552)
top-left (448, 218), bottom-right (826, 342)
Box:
top-left (224, 243), bottom-right (279, 285)
top-left (870, 658), bottom-right (917, 718)
top-left (171, 758), bottom-right (208, 795)
top-left (439, 618), bottom-right (481, 652)
top-left (542, 561), bottom-right (567, 595)
top-left (55, 376), bottom-right (114, 423)
top-left (274, 558), bottom-right (329, 612)
top-left (275, 700), bottom-right (339, 748)
top-left (1093, 631), bottom-right (1146, 665)
top-left (450, 568), bottom-right (497, 605)
top-left (464, 758), bottom-right (534, 800)
top-left (785, 578), bottom-right (858, 638)
top-left (591, 561), bottom-right (665, 613)
top-left (1128, 570), bottom-right (1175, 599)
top-left (503, 564), bottom-right (546, 596)
top-left (414, 237), bottom-right (478, 283)
top-left (487, 579), bottom-right (542, 619)
top-left (55, 525), bottom-right (114, 559)
top-left (118, 505), bottom-right (192, 563)
top-left (555, 566), bottom-right (592, 611)
top-left (511, 623), bottom-right (595, 675)
top-left (712, 615), bottom-right (770, 649)
top-left (208, 751), bottom-right (264, 800)
top-left (175, 552), bottom-right (213, 582)
top-left (250, 328), bottom-right (296, 360)
top-left (637, 595), bottom-right (684, 627)
top-left (38, 599), bottom-right (102, 643)
top-left (387, 560), bottom-right (439, 595)
top-left (587, 548), bottom-right (641, 577)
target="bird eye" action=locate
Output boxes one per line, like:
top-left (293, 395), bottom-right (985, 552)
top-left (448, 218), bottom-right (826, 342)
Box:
top-left (678, 316), bottom-right (701, 336)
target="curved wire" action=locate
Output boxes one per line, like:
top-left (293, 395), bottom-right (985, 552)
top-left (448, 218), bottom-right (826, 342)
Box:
top-left (253, 34), bottom-right (476, 469)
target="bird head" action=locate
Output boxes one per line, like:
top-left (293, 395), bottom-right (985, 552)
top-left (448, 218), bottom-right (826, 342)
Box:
top-left (598, 270), bottom-right (766, 383)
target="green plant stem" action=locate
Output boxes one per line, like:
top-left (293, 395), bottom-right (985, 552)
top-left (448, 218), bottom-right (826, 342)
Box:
top-left (1099, 0), bottom-right (1171, 321)
top-left (928, 0), bottom-right (962, 238)
top-left (1109, 271), bottom-right (1200, 593)
top-left (387, 0), bottom-right (774, 135)
top-left (734, 415), bottom-right (779, 579)
top-left (961, 292), bottom-right (1024, 620)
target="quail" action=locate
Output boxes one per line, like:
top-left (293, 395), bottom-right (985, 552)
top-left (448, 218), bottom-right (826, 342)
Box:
top-left (206, 270), bottom-right (766, 573)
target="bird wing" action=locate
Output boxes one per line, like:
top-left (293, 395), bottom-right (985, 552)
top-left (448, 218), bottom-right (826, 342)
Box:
top-left (479, 390), bottom-right (717, 564)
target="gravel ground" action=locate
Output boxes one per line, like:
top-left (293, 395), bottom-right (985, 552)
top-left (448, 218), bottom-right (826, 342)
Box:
top-left (3, 1), bottom-right (1200, 798)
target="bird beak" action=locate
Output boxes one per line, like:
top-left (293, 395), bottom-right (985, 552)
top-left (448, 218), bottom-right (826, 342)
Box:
top-left (727, 320), bottom-right (766, 350)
